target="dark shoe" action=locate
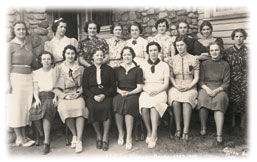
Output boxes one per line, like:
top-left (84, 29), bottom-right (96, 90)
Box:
top-left (42, 143), bottom-right (50, 155)
top-left (174, 130), bottom-right (181, 141)
top-left (102, 141), bottom-right (109, 151)
top-left (96, 140), bottom-right (102, 149)
top-left (140, 132), bottom-right (145, 141)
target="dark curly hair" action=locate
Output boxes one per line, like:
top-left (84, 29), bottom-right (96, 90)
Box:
top-left (38, 51), bottom-right (55, 66)
top-left (231, 28), bottom-right (248, 40)
top-left (120, 46), bottom-right (136, 59)
top-left (10, 21), bottom-right (29, 39)
top-left (51, 18), bottom-right (67, 34)
top-left (146, 41), bottom-right (162, 54)
top-left (200, 20), bottom-right (213, 35)
top-left (62, 45), bottom-right (78, 61)
top-left (128, 22), bottom-right (143, 34)
top-left (155, 18), bottom-right (169, 31)
top-left (110, 23), bottom-right (123, 34)
top-left (84, 20), bottom-right (101, 34)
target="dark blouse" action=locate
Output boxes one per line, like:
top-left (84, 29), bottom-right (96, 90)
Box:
top-left (78, 36), bottom-right (109, 65)
top-left (198, 37), bottom-right (224, 53)
top-left (114, 65), bottom-right (143, 91)
top-left (199, 59), bottom-right (230, 91)
top-left (82, 64), bottom-right (116, 98)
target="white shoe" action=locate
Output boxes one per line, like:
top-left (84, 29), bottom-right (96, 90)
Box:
top-left (148, 137), bottom-right (157, 149)
top-left (16, 138), bottom-right (35, 147)
top-left (118, 134), bottom-right (124, 145)
top-left (145, 136), bottom-right (151, 144)
top-left (75, 140), bottom-right (83, 153)
top-left (71, 136), bottom-right (77, 149)
top-left (125, 138), bottom-right (132, 150)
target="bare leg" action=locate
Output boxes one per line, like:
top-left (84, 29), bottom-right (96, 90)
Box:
top-left (182, 103), bottom-right (192, 134)
top-left (42, 119), bottom-right (51, 144)
top-left (125, 114), bottom-right (134, 141)
top-left (199, 108), bottom-right (208, 131)
top-left (103, 119), bottom-right (111, 142)
top-left (115, 113), bottom-right (124, 138)
top-left (75, 117), bottom-right (85, 141)
top-left (150, 108), bottom-right (160, 140)
top-left (173, 102), bottom-right (182, 131)
top-left (141, 108), bottom-right (151, 138)
top-left (92, 122), bottom-right (102, 140)
top-left (65, 118), bottom-right (77, 136)
top-left (13, 127), bottom-right (23, 141)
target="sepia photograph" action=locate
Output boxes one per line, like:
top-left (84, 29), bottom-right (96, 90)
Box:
top-left (1, 0), bottom-right (255, 161)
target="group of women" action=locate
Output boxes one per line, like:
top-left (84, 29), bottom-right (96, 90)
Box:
top-left (8, 17), bottom-right (248, 155)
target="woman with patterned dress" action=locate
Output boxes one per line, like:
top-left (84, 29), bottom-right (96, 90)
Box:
top-left (197, 42), bottom-right (230, 145)
top-left (198, 20), bottom-right (224, 59)
top-left (44, 18), bottom-right (78, 63)
top-left (113, 47), bottom-right (143, 150)
top-left (30, 51), bottom-right (57, 154)
top-left (78, 20), bottom-right (109, 67)
top-left (147, 18), bottom-right (175, 62)
top-left (82, 49), bottom-right (116, 151)
top-left (223, 28), bottom-right (248, 130)
top-left (106, 23), bottom-right (126, 68)
top-left (139, 42), bottom-right (170, 149)
top-left (8, 21), bottom-right (36, 147)
top-left (126, 22), bottom-right (148, 66)
top-left (53, 45), bottom-right (88, 153)
top-left (168, 35), bottom-right (200, 143)
top-left (177, 20), bottom-right (207, 61)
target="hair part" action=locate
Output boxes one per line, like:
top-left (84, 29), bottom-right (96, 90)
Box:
top-left (84, 20), bottom-right (101, 33)
top-left (128, 22), bottom-right (143, 34)
top-left (231, 28), bottom-right (248, 40)
top-left (146, 41), bottom-right (162, 54)
top-left (155, 18), bottom-right (169, 31)
top-left (62, 44), bottom-right (78, 61)
top-left (200, 20), bottom-right (213, 35)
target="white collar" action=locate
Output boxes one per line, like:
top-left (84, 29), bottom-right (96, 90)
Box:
top-left (120, 62), bottom-right (136, 74)
top-left (10, 37), bottom-right (29, 49)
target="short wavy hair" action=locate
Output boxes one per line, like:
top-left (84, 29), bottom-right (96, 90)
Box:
top-left (128, 22), bottom-right (143, 34)
top-left (84, 20), bottom-right (101, 33)
top-left (155, 18), bottom-right (169, 31)
top-left (231, 28), bottom-right (248, 40)
top-left (10, 21), bottom-right (29, 39)
top-left (177, 20), bottom-right (189, 31)
top-left (38, 51), bottom-right (55, 66)
top-left (174, 35), bottom-right (190, 48)
top-left (51, 18), bottom-right (67, 34)
top-left (120, 46), bottom-right (136, 59)
top-left (110, 23), bottom-right (123, 34)
top-left (62, 45), bottom-right (78, 61)
top-left (146, 41), bottom-right (162, 54)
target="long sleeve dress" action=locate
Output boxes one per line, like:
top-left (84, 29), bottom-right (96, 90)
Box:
top-left (223, 45), bottom-right (248, 114)
top-left (53, 62), bottom-right (88, 123)
top-left (113, 63), bottom-right (143, 117)
top-left (168, 53), bottom-right (199, 108)
top-left (197, 59), bottom-right (230, 113)
top-left (82, 64), bottom-right (116, 123)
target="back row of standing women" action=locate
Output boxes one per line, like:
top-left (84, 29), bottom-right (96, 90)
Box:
top-left (8, 17), bottom-right (248, 155)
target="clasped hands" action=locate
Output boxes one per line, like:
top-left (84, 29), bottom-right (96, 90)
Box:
top-left (176, 85), bottom-right (192, 92)
top-left (205, 88), bottom-right (220, 97)
top-left (64, 91), bottom-right (81, 100)
top-left (94, 94), bottom-right (105, 102)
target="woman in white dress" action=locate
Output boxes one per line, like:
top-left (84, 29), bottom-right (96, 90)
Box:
top-left (126, 22), bottom-right (148, 66)
top-left (168, 35), bottom-right (200, 144)
top-left (139, 41), bottom-right (170, 148)
top-left (147, 18), bottom-right (175, 62)
top-left (44, 18), bottom-right (78, 63)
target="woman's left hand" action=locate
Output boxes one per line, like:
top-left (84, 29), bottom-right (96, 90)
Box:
top-left (148, 90), bottom-right (159, 96)
top-left (210, 89), bottom-right (220, 97)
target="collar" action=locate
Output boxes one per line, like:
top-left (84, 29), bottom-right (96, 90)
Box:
top-left (120, 62), bottom-right (136, 72)
top-left (60, 62), bottom-right (80, 73)
top-left (10, 37), bottom-right (29, 49)
top-left (233, 44), bottom-right (246, 51)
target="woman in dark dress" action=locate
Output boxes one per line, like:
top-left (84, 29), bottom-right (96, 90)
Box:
top-left (223, 28), bottom-right (248, 130)
top-left (113, 47), bottom-right (143, 150)
top-left (176, 20), bottom-right (207, 61)
top-left (197, 42), bottom-right (230, 145)
top-left (82, 49), bottom-right (116, 151)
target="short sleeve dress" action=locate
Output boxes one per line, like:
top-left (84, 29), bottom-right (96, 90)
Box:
top-left (78, 36), bottom-right (109, 66)
top-left (53, 62), bottom-right (88, 123)
top-left (29, 68), bottom-right (56, 122)
top-left (113, 63), bottom-right (143, 117)
top-left (168, 53), bottom-right (199, 108)
top-left (44, 36), bottom-right (78, 63)
top-left (197, 59), bottom-right (230, 113)
top-left (223, 45), bottom-right (248, 114)
top-left (147, 34), bottom-right (174, 61)
top-left (106, 37), bottom-right (126, 68)
top-left (139, 61), bottom-right (170, 117)
top-left (126, 37), bottom-right (148, 66)
top-left (82, 64), bottom-right (116, 123)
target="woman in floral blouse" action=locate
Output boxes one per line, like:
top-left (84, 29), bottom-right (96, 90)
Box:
top-left (78, 20), bottom-right (109, 67)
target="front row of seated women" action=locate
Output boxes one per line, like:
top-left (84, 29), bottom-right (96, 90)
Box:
top-left (14, 36), bottom-right (230, 154)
